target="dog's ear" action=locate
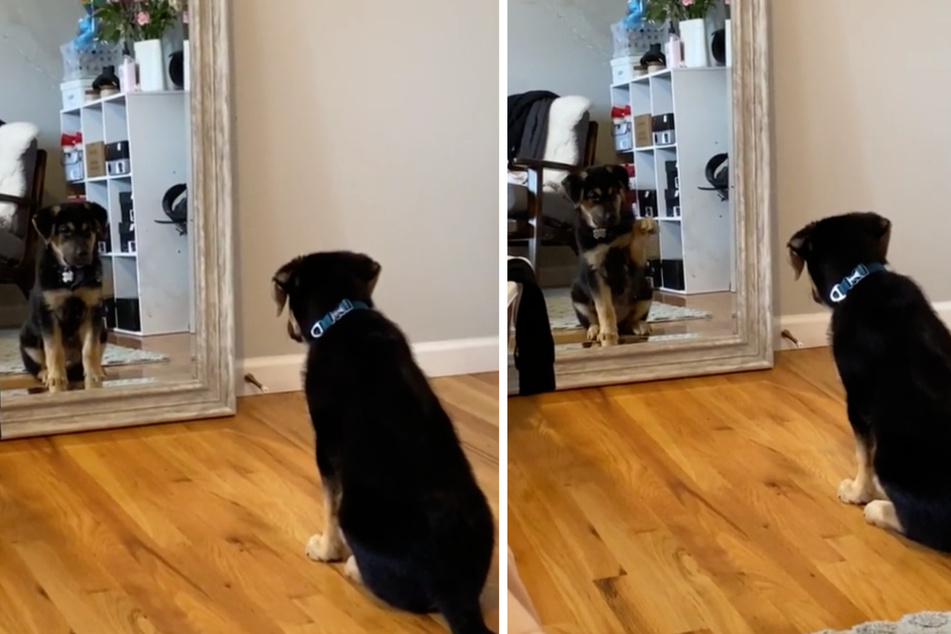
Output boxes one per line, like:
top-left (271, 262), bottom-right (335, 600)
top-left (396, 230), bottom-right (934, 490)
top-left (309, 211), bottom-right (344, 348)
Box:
top-left (606, 165), bottom-right (631, 190)
top-left (85, 202), bottom-right (108, 236)
top-left (786, 224), bottom-right (814, 281)
top-left (855, 212), bottom-right (892, 259)
top-left (351, 253), bottom-right (382, 295)
top-left (561, 171), bottom-right (586, 204)
top-left (271, 256), bottom-right (303, 316)
top-left (33, 204), bottom-right (60, 243)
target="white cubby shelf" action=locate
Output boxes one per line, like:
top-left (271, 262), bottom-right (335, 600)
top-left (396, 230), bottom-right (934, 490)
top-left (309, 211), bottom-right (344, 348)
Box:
top-left (60, 91), bottom-right (194, 336)
top-left (612, 67), bottom-right (733, 295)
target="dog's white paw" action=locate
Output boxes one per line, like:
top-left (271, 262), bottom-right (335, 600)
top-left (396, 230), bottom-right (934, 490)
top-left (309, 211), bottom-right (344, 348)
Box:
top-left (837, 478), bottom-right (873, 505)
top-left (631, 321), bottom-right (652, 336)
top-left (598, 329), bottom-right (619, 347)
top-left (84, 369), bottom-right (105, 389)
top-left (863, 500), bottom-right (901, 532)
top-left (344, 555), bottom-right (363, 583)
top-left (45, 373), bottom-right (67, 393)
top-left (586, 324), bottom-right (600, 341)
top-left (304, 533), bottom-right (345, 562)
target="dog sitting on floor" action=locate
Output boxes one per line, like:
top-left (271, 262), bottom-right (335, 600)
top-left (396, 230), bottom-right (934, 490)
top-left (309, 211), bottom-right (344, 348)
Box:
top-left (272, 251), bottom-right (496, 634)
top-left (562, 165), bottom-right (658, 347)
top-left (19, 201), bottom-right (109, 392)
top-left (788, 211), bottom-right (951, 551)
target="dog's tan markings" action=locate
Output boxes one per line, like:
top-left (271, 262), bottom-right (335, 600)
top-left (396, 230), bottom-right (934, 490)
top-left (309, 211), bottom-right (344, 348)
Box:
top-left (43, 287), bottom-right (102, 313)
top-left (627, 300), bottom-right (653, 336)
top-left (593, 279), bottom-right (618, 346)
top-left (837, 436), bottom-right (881, 504)
top-left (305, 479), bottom-right (349, 562)
top-left (584, 232), bottom-right (635, 269)
top-left (42, 323), bottom-right (67, 392)
top-left (344, 556), bottom-right (363, 584)
top-left (630, 218), bottom-right (658, 267)
top-left (863, 500), bottom-right (904, 533)
top-left (79, 319), bottom-right (105, 389)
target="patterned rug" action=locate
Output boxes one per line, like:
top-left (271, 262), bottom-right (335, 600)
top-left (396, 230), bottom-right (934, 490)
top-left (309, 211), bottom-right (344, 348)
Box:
top-left (543, 286), bottom-right (711, 331)
top-left (813, 612), bottom-right (951, 633)
top-left (0, 328), bottom-right (169, 375)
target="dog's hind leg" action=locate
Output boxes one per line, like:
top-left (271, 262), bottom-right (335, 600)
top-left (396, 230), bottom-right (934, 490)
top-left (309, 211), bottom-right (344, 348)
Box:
top-left (432, 591), bottom-right (494, 634)
top-left (618, 300), bottom-right (653, 337)
top-left (570, 283), bottom-right (600, 341)
top-left (864, 500), bottom-right (904, 534)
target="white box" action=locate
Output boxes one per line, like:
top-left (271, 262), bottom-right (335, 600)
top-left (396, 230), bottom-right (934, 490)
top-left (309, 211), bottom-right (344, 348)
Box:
top-left (60, 79), bottom-right (90, 111)
top-left (610, 56), bottom-right (638, 85)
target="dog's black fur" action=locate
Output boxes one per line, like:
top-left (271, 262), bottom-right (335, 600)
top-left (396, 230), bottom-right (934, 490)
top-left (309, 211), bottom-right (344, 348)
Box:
top-left (562, 165), bottom-right (656, 346)
top-left (788, 211), bottom-right (951, 551)
top-left (19, 201), bottom-right (108, 392)
top-left (272, 251), bottom-right (495, 634)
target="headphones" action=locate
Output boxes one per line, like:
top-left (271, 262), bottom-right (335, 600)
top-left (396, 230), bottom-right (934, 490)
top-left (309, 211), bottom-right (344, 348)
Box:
top-left (700, 153), bottom-right (729, 201)
top-left (159, 183), bottom-right (188, 235)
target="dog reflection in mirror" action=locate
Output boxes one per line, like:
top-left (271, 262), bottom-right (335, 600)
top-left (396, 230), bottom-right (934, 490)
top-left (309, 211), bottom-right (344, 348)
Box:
top-left (19, 202), bottom-right (109, 392)
top-left (270, 251), bottom-right (496, 634)
top-left (562, 165), bottom-right (658, 346)
top-left (788, 211), bottom-right (951, 552)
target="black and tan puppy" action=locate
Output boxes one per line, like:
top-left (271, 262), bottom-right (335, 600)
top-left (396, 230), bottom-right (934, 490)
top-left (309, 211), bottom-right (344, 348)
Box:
top-left (788, 211), bottom-right (951, 551)
top-left (562, 165), bottom-right (658, 346)
top-left (19, 201), bottom-right (108, 392)
top-left (272, 251), bottom-right (496, 634)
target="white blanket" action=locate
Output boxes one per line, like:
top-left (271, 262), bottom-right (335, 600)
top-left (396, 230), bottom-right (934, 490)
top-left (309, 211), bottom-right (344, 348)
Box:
top-left (507, 96), bottom-right (592, 193)
top-left (0, 122), bottom-right (40, 231)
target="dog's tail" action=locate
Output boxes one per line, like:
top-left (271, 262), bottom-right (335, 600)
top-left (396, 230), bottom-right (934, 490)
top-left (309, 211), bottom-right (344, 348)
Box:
top-left (434, 593), bottom-right (494, 634)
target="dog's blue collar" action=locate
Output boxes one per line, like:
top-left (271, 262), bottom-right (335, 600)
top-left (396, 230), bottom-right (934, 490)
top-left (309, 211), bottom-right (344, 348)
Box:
top-left (829, 263), bottom-right (886, 303)
top-left (309, 299), bottom-right (370, 339)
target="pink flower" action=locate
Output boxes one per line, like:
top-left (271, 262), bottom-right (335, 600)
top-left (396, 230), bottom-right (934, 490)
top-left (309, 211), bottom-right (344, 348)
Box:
top-left (182, 10), bottom-right (188, 24)
top-left (136, 11), bottom-right (150, 26)
top-left (682, 0), bottom-right (695, 5)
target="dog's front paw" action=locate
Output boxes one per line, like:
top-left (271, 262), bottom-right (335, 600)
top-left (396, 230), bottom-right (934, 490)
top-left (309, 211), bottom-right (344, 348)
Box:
top-left (44, 372), bottom-right (67, 393)
top-left (344, 555), bottom-right (363, 584)
top-left (837, 478), bottom-right (873, 505)
top-left (586, 324), bottom-right (600, 341)
top-left (84, 368), bottom-right (106, 389)
top-left (598, 329), bottom-right (619, 347)
top-left (631, 321), bottom-right (652, 336)
top-left (305, 532), bottom-right (345, 562)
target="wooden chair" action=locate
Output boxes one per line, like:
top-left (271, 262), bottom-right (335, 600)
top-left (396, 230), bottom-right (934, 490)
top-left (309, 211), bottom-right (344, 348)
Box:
top-left (0, 149), bottom-right (46, 298)
top-left (507, 120), bottom-right (598, 275)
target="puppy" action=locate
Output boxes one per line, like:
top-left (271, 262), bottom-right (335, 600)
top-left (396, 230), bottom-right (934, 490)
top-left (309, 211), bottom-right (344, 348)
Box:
top-left (19, 202), bottom-right (108, 392)
top-left (272, 251), bottom-right (496, 634)
top-left (788, 211), bottom-right (951, 551)
top-left (562, 165), bottom-right (658, 346)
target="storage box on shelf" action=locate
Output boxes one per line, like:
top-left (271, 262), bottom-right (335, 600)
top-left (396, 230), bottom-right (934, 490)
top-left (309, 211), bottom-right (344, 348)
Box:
top-left (60, 91), bottom-right (192, 336)
top-left (610, 67), bottom-right (732, 294)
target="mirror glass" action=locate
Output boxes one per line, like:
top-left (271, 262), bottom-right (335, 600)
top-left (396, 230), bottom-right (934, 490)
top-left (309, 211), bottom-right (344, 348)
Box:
top-left (507, 1), bottom-right (736, 354)
top-left (0, 0), bottom-right (194, 398)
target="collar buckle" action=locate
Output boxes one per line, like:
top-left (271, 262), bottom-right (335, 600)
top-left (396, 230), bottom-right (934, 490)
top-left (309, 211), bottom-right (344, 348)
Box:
top-left (308, 299), bottom-right (368, 339)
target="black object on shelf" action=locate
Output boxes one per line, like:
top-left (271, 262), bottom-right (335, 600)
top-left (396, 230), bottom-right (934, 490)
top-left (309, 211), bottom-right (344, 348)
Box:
top-left (636, 189), bottom-right (657, 217)
top-left (104, 141), bottom-right (130, 161)
top-left (115, 298), bottom-right (141, 332)
top-left (711, 28), bottom-right (727, 65)
top-left (640, 43), bottom-right (666, 67)
top-left (665, 160), bottom-right (679, 190)
top-left (661, 259), bottom-right (685, 291)
top-left (103, 297), bottom-right (117, 330)
top-left (647, 258), bottom-right (663, 289)
top-left (119, 191), bottom-right (134, 223)
top-left (92, 66), bottom-right (120, 93)
top-left (652, 113), bottom-right (676, 145)
top-left (665, 189), bottom-right (681, 217)
top-left (169, 51), bottom-right (185, 89)
top-left (159, 183), bottom-right (188, 236)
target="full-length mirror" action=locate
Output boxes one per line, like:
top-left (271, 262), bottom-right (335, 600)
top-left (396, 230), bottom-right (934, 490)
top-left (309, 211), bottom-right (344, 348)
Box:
top-left (0, 0), bottom-right (234, 435)
top-left (506, 0), bottom-right (770, 392)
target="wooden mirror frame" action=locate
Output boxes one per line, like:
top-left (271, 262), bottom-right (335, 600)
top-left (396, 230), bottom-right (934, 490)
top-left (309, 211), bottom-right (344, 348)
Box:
top-left (515, 0), bottom-right (773, 392)
top-left (0, 0), bottom-right (236, 437)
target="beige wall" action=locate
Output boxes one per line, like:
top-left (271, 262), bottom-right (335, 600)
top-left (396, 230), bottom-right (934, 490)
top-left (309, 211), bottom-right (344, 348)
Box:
top-left (507, 0), bottom-right (617, 163)
top-left (772, 0), bottom-right (951, 316)
top-left (232, 1), bottom-right (499, 360)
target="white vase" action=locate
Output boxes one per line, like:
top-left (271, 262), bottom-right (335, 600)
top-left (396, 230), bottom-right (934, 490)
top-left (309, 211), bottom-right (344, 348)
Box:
top-left (680, 18), bottom-right (709, 68)
top-left (725, 19), bottom-right (732, 67)
top-left (134, 39), bottom-right (166, 91)
top-left (183, 39), bottom-right (190, 90)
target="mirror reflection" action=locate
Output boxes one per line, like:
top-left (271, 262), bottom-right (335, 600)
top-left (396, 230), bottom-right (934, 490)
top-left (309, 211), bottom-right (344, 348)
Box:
top-left (0, 0), bottom-right (194, 397)
top-left (507, 0), bottom-right (736, 353)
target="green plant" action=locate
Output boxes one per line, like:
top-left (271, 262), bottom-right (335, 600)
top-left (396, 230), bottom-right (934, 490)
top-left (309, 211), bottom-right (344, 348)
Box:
top-left (643, 0), bottom-right (719, 24)
top-left (92, 0), bottom-right (182, 44)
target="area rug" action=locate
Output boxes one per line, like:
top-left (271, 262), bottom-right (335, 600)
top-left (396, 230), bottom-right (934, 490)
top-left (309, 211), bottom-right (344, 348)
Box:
top-left (0, 328), bottom-right (169, 375)
top-left (813, 612), bottom-right (951, 633)
top-left (543, 286), bottom-right (711, 331)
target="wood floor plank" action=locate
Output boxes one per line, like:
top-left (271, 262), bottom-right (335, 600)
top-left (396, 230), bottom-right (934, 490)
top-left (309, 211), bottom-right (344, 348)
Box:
top-left (0, 373), bottom-right (499, 634)
top-left (509, 349), bottom-right (951, 634)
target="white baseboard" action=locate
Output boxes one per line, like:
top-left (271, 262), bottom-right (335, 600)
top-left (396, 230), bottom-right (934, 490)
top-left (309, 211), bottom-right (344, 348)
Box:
top-left (775, 300), bottom-right (951, 351)
top-left (238, 336), bottom-right (499, 396)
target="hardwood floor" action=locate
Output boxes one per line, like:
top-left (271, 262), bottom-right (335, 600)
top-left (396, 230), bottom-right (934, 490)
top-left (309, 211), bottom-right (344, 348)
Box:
top-left (508, 349), bottom-right (951, 634)
top-left (0, 373), bottom-right (499, 634)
